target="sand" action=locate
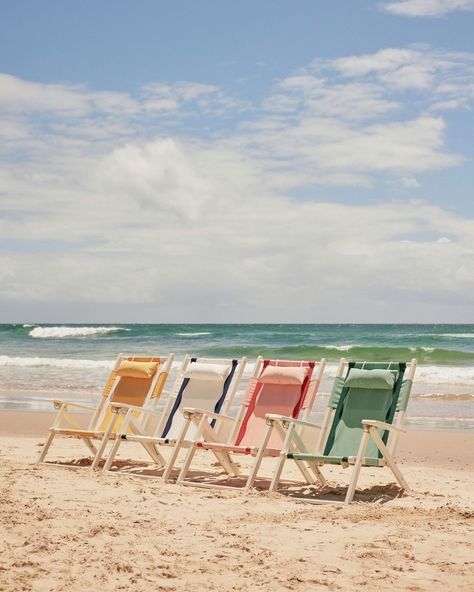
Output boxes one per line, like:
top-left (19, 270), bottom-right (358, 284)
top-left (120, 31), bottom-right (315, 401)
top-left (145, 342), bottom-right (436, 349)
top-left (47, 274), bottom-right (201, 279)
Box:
top-left (1, 410), bottom-right (473, 591)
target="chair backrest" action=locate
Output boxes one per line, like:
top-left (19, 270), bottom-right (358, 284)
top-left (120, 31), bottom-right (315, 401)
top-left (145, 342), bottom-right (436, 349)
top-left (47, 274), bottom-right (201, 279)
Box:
top-left (160, 356), bottom-right (246, 440)
top-left (235, 359), bottom-right (324, 450)
top-left (322, 360), bottom-right (413, 461)
top-left (95, 354), bottom-right (172, 432)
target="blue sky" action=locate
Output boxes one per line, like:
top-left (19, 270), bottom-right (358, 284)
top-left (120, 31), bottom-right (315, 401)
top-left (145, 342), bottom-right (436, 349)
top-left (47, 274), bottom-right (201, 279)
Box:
top-left (0, 0), bottom-right (473, 322)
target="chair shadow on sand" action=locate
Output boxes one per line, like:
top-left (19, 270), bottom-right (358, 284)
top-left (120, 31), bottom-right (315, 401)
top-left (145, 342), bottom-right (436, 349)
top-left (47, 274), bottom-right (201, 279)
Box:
top-left (45, 456), bottom-right (406, 505)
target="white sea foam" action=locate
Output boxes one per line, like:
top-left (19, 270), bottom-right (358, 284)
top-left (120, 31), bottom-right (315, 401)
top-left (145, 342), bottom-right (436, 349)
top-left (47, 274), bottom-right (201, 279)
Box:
top-left (29, 326), bottom-right (128, 338)
top-left (439, 333), bottom-right (474, 338)
top-left (176, 332), bottom-right (212, 337)
top-left (0, 356), bottom-right (113, 369)
top-left (409, 346), bottom-right (435, 352)
top-left (409, 365), bottom-right (474, 387)
top-left (22, 323), bottom-right (35, 328)
top-left (323, 344), bottom-right (355, 351)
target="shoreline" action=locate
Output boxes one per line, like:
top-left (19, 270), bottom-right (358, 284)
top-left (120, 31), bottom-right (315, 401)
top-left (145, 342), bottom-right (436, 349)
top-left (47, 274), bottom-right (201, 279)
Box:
top-left (1, 409), bottom-right (474, 470)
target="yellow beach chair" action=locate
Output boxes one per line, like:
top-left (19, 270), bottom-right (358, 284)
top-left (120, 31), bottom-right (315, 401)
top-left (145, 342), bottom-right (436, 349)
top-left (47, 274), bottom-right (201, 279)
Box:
top-left (36, 353), bottom-right (173, 469)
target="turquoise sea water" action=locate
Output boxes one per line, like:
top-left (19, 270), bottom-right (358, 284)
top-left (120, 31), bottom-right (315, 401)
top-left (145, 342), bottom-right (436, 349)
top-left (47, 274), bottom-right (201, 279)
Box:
top-left (0, 323), bottom-right (473, 429)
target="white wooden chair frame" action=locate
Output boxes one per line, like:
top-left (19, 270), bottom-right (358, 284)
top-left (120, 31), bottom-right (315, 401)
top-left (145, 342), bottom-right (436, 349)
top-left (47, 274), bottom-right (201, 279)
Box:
top-left (264, 358), bottom-right (417, 505)
top-left (101, 355), bottom-right (247, 479)
top-left (176, 358), bottom-right (326, 492)
top-left (36, 353), bottom-right (174, 470)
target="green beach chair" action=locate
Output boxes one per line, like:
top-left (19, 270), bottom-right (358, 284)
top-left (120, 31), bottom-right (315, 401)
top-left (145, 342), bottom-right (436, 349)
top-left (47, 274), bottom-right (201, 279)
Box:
top-left (265, 358), bottom-right (417, 505)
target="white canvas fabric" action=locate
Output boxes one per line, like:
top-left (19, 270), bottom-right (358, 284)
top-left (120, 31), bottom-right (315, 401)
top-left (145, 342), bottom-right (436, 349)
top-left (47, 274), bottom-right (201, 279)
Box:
top-left (164, 378), bottom-right (228, 440)
top-left (183, 362), bottom-right (231, 383)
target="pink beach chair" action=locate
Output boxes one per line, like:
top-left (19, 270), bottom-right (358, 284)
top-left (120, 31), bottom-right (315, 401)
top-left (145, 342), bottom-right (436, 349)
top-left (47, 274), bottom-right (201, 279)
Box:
top-left (175, 357), bottom-right (326, 491)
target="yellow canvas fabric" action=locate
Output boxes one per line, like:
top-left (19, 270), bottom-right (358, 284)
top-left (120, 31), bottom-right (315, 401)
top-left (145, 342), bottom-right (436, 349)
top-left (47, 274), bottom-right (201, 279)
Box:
top-left (151, 371), bottom-right (168, 399)
top-left (96, 361), bottom-right (167, 434)
top-left (116, 360), bottom-right (159, 379)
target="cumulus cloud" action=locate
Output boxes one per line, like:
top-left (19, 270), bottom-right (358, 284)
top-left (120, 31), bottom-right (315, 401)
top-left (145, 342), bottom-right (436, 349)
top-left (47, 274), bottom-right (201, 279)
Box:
top-left (382, 0), bottom-right (474, 17)
top-left (231, 45), bottom-right (473, 189)
top-left (1, 137), bottom-right (473, 321)
top-left (0, 45), bottom-right (473, 321)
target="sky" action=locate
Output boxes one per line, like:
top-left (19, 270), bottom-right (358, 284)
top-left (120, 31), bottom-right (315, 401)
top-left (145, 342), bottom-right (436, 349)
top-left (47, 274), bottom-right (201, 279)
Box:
top-left (0, 0), bottom-right (473, 323)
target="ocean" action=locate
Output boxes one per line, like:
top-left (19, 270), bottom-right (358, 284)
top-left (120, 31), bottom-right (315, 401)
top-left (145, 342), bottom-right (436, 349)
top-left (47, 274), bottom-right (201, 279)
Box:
top-left (0, 323), bottom-right (473, 430)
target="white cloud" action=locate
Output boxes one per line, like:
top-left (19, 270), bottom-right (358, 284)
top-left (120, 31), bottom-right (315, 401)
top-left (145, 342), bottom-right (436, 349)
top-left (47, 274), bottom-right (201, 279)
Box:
top-left (232, 45), bottom-right (473, 190)
top-left (0, 45), bottom-right (473, 321)
top-left (0, 73), bottom-right (138, 116)
top-left (332, 46), bottom-right (474, 92)
top-left (382, 0), bottom-right (474, 17)
top-left (236, 115), bottom-right (460, 188)
top-left (400, 177), bottom-right (420, 187)
top-left (0, 137), bottom-right (473, 321)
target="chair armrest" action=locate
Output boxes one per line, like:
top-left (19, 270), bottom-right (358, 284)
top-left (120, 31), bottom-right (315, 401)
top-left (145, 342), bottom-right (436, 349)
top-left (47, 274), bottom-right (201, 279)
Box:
top-left (265, 414), bottom-right (323, 430)
top-left (50, 399), bottom-right (96, 412)
top-left (362, 419), bottom-right (406, 433)
top-left (110, 403), bottom-right (163, 417)
top-left (182, 408), bottom-right (235, 422)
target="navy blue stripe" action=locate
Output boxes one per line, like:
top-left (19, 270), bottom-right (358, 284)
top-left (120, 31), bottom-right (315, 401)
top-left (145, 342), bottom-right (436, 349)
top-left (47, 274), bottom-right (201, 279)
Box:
top-left (160, 357), bottom-right (197, 438)
top-left (210, 359), bottom-right (238, 428)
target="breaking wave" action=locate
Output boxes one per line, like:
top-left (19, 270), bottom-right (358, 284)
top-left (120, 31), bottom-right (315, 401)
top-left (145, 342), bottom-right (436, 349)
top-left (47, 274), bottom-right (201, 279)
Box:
top-left (439, 333), bottom-right (474, 338)
top-left (29, 326), bottom-right (128, 339)
top-left (176, 332), bottom-right (212, 337)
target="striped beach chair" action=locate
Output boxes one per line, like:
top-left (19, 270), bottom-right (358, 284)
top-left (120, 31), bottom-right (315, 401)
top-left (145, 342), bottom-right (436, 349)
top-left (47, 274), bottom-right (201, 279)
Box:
top-left (102, 355), bottom-right (247, 478)
top-left (266, 358), bottom-right (417, 504)
top-left (176, 357), bottom-right (326, 491)
top-left (36, 353), bottom-right (173, 469)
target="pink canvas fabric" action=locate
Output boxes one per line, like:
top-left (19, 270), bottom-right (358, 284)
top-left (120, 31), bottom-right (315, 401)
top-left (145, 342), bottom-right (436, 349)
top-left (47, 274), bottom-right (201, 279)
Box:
top-left (234, 360), bottom-right (315, 450)
top-left (259, 365), bottom-right (309, 385)
top-left (236, 383), bottom-right (305, 449)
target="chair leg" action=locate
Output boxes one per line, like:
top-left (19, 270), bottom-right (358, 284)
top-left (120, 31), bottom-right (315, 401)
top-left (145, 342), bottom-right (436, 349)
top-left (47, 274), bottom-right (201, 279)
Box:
top-left (142, 442), bottom-right (166, 468)
top-left (83, 438), bottom-right (98, 456)
top-left (102, 436), bottom-right (122, 472)
top-left (213, 450), bottom-right (239, 477)
top-left (269, 453), bottom-right (287, 492)
top-left (36, 430), bottom-right (56, 464)
top-left (90, 434), bottom-right (111, 471)
top-left (370, 428), bottom-right (411, 493)
top-left (244, 422), bottom-right (274, 492)
top-left (268, 421), bottom-right (296, 492)
top-left (91, 413), bottom-right (120, 471)
top-left (294, 459), bottom-right (319, 485)
top-left (345, 428), bottom-right (371, 505)
top-left (163, 416), bottom-right (192, 482)
top-left (176, 442), bottom-right (198, 484)
top-left (305, 460), bottom-right (327, 486)
top-left (162, 441), bottom-right (184, 482)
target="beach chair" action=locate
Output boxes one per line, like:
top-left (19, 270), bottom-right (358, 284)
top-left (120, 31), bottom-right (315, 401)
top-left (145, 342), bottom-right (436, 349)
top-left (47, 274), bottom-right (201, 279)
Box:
top-left (36, 354), bottom-right (173, 469)
top-left (265, 358), bottom-right (417, 504)
top-left (175, 357), bottom-right (326, 491)
top-left (101, 355), bottom-right (247, 477)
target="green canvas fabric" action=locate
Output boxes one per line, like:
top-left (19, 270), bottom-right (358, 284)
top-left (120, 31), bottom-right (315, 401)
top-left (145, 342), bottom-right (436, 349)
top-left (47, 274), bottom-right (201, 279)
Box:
top-left (397, 379), bottom-right (413, 412)
top-left (344, 368), bottom-right (395, 390)
top-left (325, 387), bottom-right (394, 459)
top-left (320, 362), bottom-right (406, 463)
top-left (328, 376), bottom-right (345, 409)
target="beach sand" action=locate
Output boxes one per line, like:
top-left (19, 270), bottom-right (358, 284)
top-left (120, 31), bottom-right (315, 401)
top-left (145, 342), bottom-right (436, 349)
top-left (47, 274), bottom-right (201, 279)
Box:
top-left (1, 410), bottom-right (473, 591)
